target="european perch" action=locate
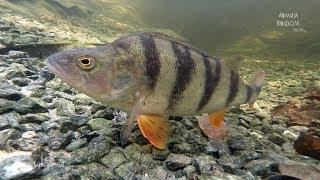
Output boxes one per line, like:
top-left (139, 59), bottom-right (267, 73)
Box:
top-left (46, 32), bottom-right (266, 149)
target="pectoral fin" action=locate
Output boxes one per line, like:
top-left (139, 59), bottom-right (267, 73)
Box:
top-left (208, 109), bottom-right (227, 128)
top-left (137, 115), bottom-right (170, 149)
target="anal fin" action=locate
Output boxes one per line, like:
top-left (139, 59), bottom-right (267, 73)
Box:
top-left (208, 109), bottom-right (227, 128)
top-left (137, 115), bottom-right (170, 149)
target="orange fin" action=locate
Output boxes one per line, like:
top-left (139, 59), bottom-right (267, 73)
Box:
top-left (137, 115), bottom-right (170, 149)
top-left (208, 109), bottom-right (227, 128)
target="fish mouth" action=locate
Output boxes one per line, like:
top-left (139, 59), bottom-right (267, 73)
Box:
top-left (45, 58), bottom-right (65, 79)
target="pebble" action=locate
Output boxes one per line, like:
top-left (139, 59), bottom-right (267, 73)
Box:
top-left (0, 112), bottom-right (20, 129)
top-left (0, 151), bottom-right (35, 179)
top-left (18, 123), bottom-right (42, 132)
top-left (204, 140), bottom-right (231, 158)
top-left (165, 154), bottom-right (192, 170)
top-left (65, 138), bottom-right (88, 152)
top-left (245, 160), bottom-right (274, 175)
top-left (11, 78), bottom-right (31, 87)
top-left (0, 99), bottom-right (13, 114)
top-left (217, 156), bottom-right (245, 173)
top-left (101, 149), bottom-right (127, 169)
top-left (193, 154), bottom-right (221, 175)
top-left (8, 51), bottom-right (28, 59)
top-left (13, 97), bottom-right (47, 115)
top-left (0, 89), bottom-right (24, 101)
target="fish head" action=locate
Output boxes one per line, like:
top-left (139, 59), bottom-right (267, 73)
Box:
top-left (46, 45), bottom-right (135, 102)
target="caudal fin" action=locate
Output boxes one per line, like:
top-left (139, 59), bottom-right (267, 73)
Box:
top-left (248, 70), bottom-right (266, 108)
top-left (250, 70), bottom-right (266, 92)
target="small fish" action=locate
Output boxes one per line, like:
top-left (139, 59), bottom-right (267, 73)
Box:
top-left (46, 32), bottom-right (266, 149)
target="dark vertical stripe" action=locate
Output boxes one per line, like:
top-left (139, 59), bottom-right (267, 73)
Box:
top-left (197, 58), bottom-right (221, 112)
top-left (140, 35), bottom-right (160, 90)
top-left (245, 85), bottom-right (253, 103)
top-left (167, 42), bottom-right (195, 111)
top-left (226, 70), bottom-right (239, 106)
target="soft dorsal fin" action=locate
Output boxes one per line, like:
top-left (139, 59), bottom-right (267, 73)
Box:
top-left (137, 31), bottom-right (213, 58)
top-left (220, 55), bottom-right (245, 73)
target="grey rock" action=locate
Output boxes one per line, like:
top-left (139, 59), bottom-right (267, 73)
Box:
top-left (282, 142), bottom-right (296, 153)
top-left (101, 149), bottom-right (127, 169)
top-left (66, 162), bottom-right (114, 179)
top-left (11, 78), bottom-right (31, 87)
top-left (0, 112), bottom-right (20, 129)
top-left (41, 121), bottom-right (59, 132)
top-left (70, 115), bottom-right (89, 127)
top-left (13, 97), bottom-right (48, 115)
top-left (0, 153), bottom-right (36, 179)
top-left (18, 123), bottom-right (42, 132)
top-left (59, 118), bottom-right (80, 133)
top-left (53, 98), bottom-right (75, 116)
top-left (152, 148), bottom-right (170, 161)
top-left (268, 132), bottom-right (287, 146)
top-left (0, 129), bottom-right (21, 149)
top-left (165, 154), bottom-right (192, 170)
top-left (183, 165), bottom-right (198, 179)
top-left (245, 160), bottom-right (273, 175)
top-left (65, 138), bottom-right (88, 151)
top-left (238, 151), bottom-right (261, 162)
top-left (193, 154), bottom-right (222, 175)
top-left (228, 135), bottom-right (247, 150)
top-left (147, 166), bottom-right (176, 180)
top-left (271, 124), bottom-right (286, 134)
top-left (204, 140), bottom-right (231, 157)
top-left (92, 108), bottom-right (115, 120)
top-left (71, 136), bottom-right (111, 164)
top-left (0, 89), bottom-right (24, 101)
top-left (8, 50), bottom-right (28, 58)
top-left (0, 99), bottom-right (13, 114)
top-left (87, 118), bottom-right (112, 131)
top-left (48, 131), bottom-right (74, 150)
top-left (170, 142), bottom-right (193, 154)
top-left (217, 156), bottom-right (245, 173)
top-left (114, 161), bottom-right (135, 178)
top-left (18, 113), bottom-right (49, 124)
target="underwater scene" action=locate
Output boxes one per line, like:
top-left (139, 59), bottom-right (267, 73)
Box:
top-left (0, 0), bottom-right (319, 179)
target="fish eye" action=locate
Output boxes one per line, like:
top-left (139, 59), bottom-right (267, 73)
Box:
top-left (76, 56), bottom-right (96, 70)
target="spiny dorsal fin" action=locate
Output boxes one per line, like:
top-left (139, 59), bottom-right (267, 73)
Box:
top-left (220, 55), bottom-right (245, 73)
top-left (137, 31), bottom-right (213, 58)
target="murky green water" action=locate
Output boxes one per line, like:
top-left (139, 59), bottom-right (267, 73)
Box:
top-left (1, 0), bottom-right (320, 62)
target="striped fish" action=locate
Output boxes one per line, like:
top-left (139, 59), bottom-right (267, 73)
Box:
top-left (46, 32), bottom-right (266, 149)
